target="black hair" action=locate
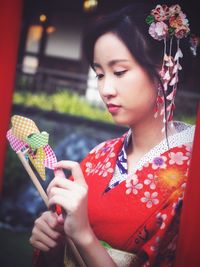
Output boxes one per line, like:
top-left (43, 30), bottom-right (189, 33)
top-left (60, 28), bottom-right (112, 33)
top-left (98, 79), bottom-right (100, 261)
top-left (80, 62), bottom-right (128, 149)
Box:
top-left (83, 2), bottom-right (173, 146)
top-left (84, 3), bottom-right (164, 83)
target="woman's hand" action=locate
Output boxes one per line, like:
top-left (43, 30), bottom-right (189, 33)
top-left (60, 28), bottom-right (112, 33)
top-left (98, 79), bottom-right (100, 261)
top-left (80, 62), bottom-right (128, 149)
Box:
top-left (47, 161), bottom-right (91, 245)
top-left (29, 211), bottom-right (65, 252)
top-left (32, 161), bottom-right (116, 267)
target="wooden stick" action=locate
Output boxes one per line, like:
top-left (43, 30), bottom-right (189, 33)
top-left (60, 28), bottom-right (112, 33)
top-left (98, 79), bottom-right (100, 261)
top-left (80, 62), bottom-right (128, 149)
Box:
top-left (17, 150), bottom-right (48, 207)
top-left (64, 239), bottom-right (87, 267)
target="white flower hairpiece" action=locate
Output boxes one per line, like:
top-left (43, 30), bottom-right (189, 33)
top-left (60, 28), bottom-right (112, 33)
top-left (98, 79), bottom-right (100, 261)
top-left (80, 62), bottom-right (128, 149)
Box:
top-left (146, 4), bottom-right (190, 125)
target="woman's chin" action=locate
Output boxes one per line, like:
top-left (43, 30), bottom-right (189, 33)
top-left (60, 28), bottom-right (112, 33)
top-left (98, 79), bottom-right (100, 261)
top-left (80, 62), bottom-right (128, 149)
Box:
top-left (112, 117), bottom-right (129, 127)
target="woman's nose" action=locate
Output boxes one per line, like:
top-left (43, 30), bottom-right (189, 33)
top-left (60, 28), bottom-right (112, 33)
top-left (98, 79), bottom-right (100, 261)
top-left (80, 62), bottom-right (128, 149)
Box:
top-left (100, 78), bottom-right (116, 98)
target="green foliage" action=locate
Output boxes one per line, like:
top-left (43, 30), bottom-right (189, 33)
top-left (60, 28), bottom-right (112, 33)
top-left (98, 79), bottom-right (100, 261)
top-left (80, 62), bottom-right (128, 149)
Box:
top-left (14, 91), bottom-right (196, 125)
top-left (179, 116), bottom-right (196, 125)
top-left (13, 90), bottom-right (113, 123)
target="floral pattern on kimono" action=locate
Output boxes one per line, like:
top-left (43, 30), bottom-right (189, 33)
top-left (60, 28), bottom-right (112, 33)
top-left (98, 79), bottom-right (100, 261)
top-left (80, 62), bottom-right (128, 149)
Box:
top-left (80, 122), bottom-right (194, 266)
top-left (33, 122), bottom-right (194, 267)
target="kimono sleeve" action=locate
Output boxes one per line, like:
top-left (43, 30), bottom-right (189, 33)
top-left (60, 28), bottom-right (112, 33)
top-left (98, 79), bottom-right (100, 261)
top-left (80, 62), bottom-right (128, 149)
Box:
top-left (139, 187), bottom-right (185, 267)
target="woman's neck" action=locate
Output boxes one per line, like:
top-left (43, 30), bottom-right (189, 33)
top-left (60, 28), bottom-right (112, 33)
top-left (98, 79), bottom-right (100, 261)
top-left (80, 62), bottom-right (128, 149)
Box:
top-left (128, 116), bottom-right (175, 156)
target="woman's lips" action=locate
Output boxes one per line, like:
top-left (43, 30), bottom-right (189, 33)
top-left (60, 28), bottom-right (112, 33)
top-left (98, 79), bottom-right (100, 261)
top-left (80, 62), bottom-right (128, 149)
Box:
top-left (107, 104), bottom-right (121, 114)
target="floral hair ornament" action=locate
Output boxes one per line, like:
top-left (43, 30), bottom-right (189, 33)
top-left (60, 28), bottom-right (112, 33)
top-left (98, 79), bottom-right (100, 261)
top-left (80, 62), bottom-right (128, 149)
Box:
top-left (146, 4), bottom-right (190, 128)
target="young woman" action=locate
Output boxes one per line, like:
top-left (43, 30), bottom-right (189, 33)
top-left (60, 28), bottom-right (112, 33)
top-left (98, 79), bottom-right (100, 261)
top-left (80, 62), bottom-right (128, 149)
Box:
top-left (30, 3), bottom-right (195, 267)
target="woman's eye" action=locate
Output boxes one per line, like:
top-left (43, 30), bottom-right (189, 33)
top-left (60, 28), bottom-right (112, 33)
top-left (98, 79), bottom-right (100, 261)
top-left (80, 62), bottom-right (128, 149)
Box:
top-left (114, 70), bottom-right (127, 77)
top-left (96, 73), bottom-right (104, 80)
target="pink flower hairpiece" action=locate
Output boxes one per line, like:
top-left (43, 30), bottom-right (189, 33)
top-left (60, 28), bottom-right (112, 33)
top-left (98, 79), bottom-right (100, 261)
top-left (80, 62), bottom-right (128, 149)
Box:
top-left (146, 4), bottom-right (190, 126)
top-left (146, 4), bottom-right (190, 40)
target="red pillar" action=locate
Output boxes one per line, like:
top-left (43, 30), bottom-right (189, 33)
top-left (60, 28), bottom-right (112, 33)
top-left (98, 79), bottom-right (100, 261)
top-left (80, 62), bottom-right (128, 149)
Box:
top-left (175, 103), bottom-right (200, 267)
top-left (0, 0), bottom-right (23, 193)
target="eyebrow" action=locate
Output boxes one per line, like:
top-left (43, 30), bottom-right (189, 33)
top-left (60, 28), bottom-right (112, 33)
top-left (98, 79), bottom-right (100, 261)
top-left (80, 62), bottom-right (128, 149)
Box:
top-left (93, 59), bottom-right (130, 69)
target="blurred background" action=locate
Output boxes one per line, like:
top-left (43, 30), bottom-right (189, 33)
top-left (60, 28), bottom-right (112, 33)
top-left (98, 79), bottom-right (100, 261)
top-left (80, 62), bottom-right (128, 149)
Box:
top-left (0, 0), bottom-right (199, 266)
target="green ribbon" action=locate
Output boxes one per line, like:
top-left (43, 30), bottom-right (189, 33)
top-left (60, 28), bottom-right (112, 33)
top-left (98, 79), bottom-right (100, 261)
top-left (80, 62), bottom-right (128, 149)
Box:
top-left (145, 15), bottom-right (154, 25)
top-left (168, 27), bottom-right (175, 36)
top-left (26, 131), bottom-right (49, 149)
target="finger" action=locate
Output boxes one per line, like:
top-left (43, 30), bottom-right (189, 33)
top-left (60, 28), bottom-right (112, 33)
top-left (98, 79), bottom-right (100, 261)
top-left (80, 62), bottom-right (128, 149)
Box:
top-left (54, 160), bottom-right (86, 186)
top-left (57, 214), bottom-right (65, 224)
top-left (30, 237), bottom-right (53, 252)
top-left (48, 186), bottom-right (70, 199)
top-left (31, 228), bottom-right (59, 249)
top-left (36, 213), bottom-right (63, 237)
top-left (54, 166), bottom-right (66, 178)
top-left (42, 211), bottom-right (59, 229)
top-left (47, 176), bottom-right (72, 196)
top-left (47, 178), bottom-right (70, 217)
top-left (53, 166), bottom-right (67, 216)
top-left (48, 177), bottom-right (85, 197)
top-left (34, 221), bottom-right (61, 241)
top-left (48, 194), bottom-right (73, 213)
top-left (30, 240), bottom-right (50, 252)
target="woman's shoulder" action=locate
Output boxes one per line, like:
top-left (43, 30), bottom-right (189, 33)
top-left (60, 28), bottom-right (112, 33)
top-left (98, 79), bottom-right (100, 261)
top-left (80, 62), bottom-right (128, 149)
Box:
top-left (173, 121), bottom-right (195, 131)
top-left (170, 121), bottom-right (195, 147)
top-left (89, 134), bottom-right (126, 155)
top-left (80, 131), bottom-right (127, 164)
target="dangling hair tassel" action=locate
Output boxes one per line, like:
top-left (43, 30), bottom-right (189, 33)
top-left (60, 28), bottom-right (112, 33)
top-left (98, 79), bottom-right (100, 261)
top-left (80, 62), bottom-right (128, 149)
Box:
top-left (146, 4), bottom-right (190, 125)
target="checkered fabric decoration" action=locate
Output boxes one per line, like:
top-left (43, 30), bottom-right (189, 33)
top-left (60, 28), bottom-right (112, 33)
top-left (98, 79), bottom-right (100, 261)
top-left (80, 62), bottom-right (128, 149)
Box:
top-left (44, 145), bottom-right (57, 169)
top-left (29, 147), bottom-right (46, 180)
top-left (11, 115), bottom-right (39, 140)
top-left (7, 115), bottom-right (58, 180)
top-left (26, 131), bottom-right (49, 149)
top-left (6, 129), bottom-right (26, 152)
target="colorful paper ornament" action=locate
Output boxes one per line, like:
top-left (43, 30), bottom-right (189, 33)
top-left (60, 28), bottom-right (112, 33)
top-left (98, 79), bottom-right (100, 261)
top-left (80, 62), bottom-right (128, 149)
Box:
top-left (29, 147), bottom-right (46, 180)
top-left (7, 115), bottom-right (57, 181)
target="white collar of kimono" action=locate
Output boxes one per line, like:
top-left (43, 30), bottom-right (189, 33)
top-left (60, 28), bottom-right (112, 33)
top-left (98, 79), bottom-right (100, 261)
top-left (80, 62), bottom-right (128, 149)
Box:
top-left (109, 121), bottom-right (195, 188)
top-left (125, 121), bottom-right (195, 173)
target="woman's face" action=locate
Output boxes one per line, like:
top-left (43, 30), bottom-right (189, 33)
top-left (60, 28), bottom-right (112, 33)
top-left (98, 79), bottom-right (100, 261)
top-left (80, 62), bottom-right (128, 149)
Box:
top-left (93, 32), bottom-right (158, 127)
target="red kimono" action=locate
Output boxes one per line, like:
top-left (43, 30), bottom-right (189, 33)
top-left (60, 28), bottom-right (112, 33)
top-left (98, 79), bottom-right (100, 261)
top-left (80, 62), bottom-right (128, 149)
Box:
top-left (33, 122), bottom-right (194, 266)
top-left (80, 122), bottom-right (194, 266)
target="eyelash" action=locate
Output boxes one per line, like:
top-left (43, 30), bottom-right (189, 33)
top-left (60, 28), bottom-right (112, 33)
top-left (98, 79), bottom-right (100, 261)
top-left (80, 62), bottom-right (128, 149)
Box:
top-left (96, 73), bottom-right (104, 80)
top-left (114, 70), bottom-right (127, 77)
top-left (96, 70), bottom-right (127, 80)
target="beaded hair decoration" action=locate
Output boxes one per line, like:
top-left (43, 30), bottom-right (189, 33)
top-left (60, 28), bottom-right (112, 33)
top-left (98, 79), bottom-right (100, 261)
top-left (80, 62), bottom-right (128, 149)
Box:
top-left (146, 4), bottom-right (190, 126)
